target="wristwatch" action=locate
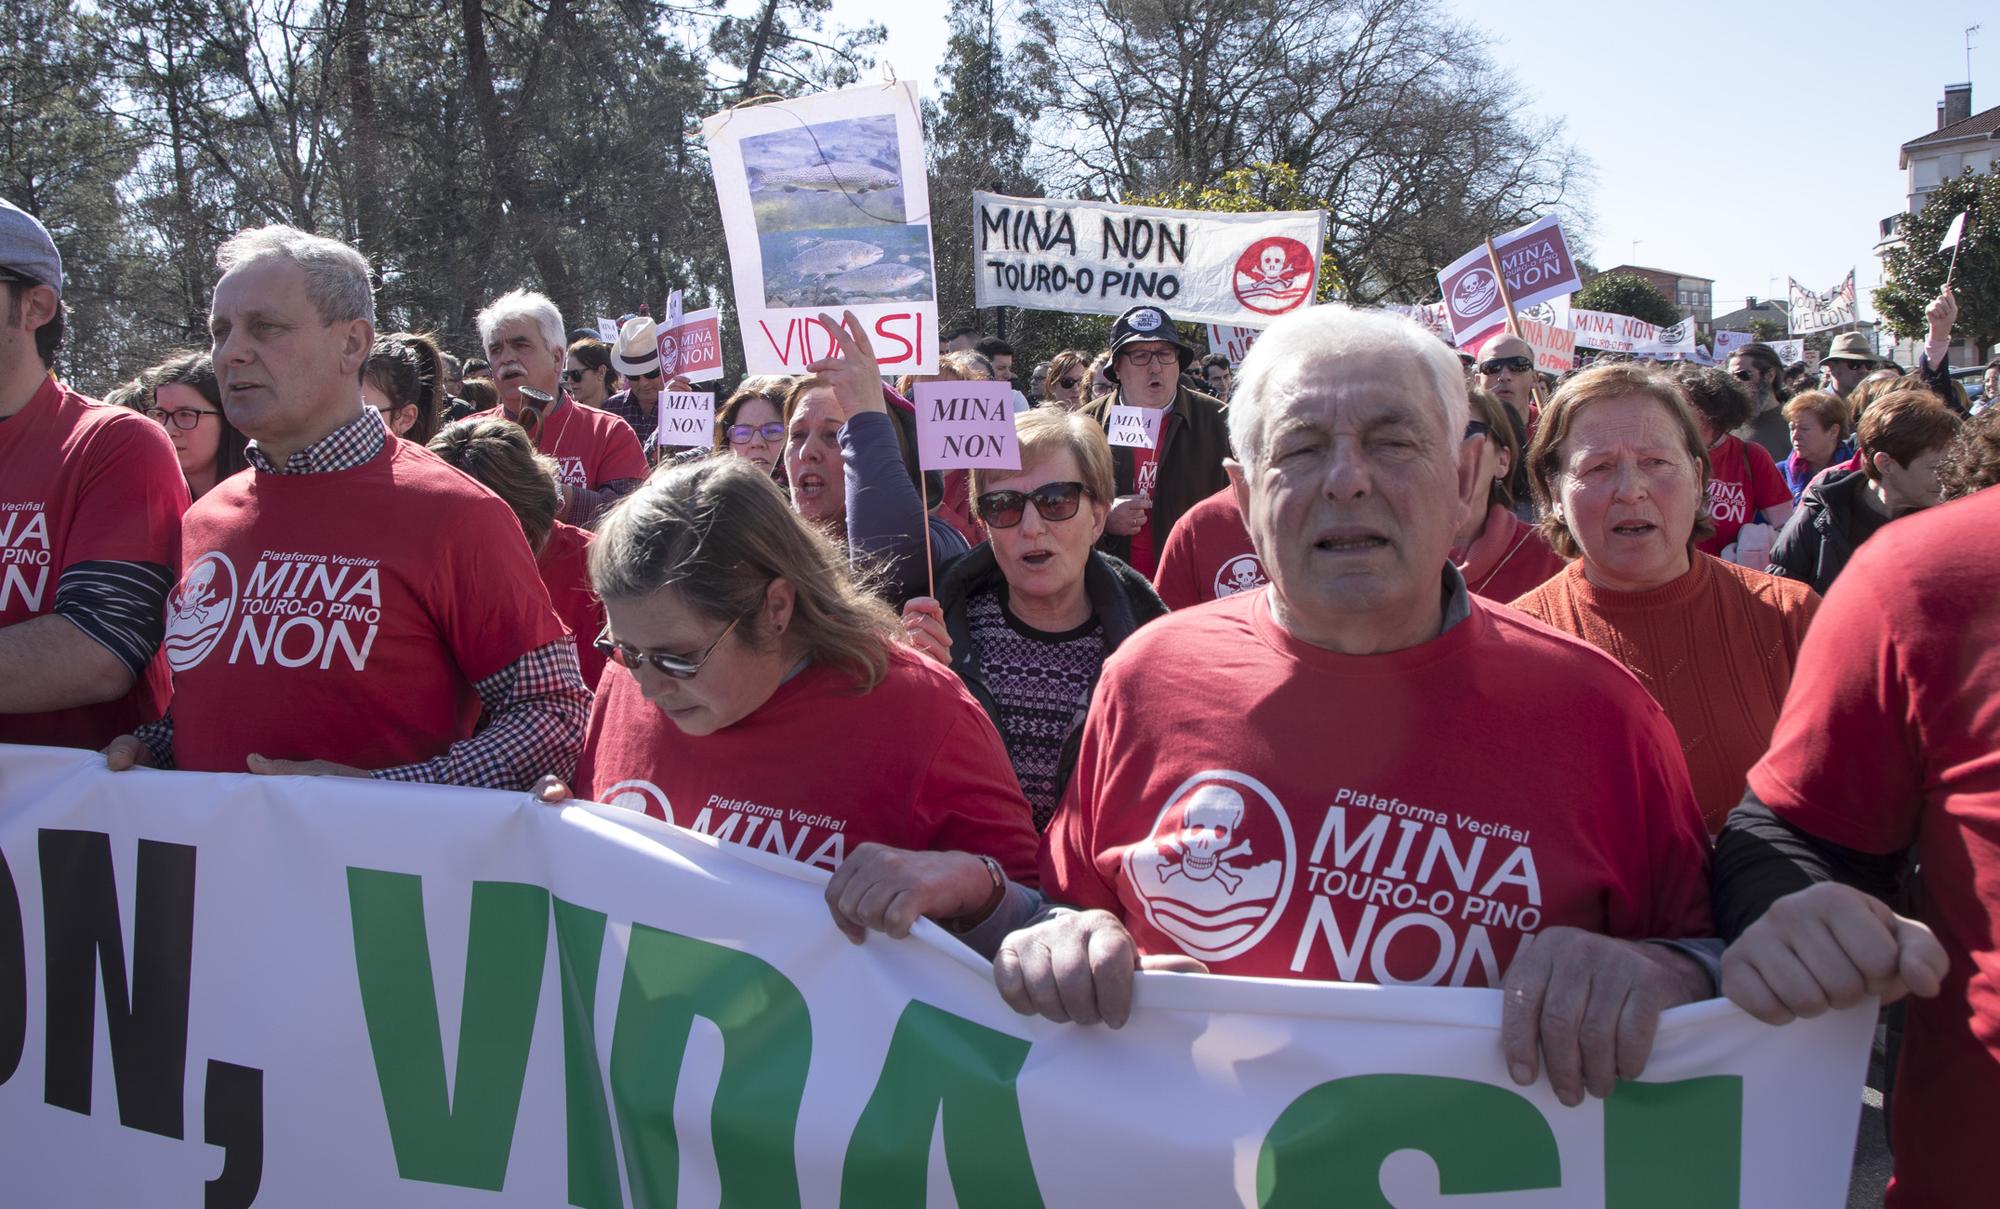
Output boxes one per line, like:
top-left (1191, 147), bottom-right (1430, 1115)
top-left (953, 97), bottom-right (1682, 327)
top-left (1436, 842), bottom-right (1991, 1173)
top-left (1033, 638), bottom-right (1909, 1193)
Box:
top-left (943, 854), bottom-right (1007, 934)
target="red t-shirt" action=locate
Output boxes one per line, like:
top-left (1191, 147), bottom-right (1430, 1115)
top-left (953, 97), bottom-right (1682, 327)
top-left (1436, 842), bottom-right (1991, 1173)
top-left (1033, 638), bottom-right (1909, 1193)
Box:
top-left (1748, 489), bottom-right (2000, 1209)
top-left (1454, 504), bottom-right (1567, 602)
top-left (1699, 435), bottom-right (1791, 556)
top-left (537, 520), bottom-right (606, 689)
top-left (1041, 589), bottom-right (1713, 985)
top-left (1124, 413), bottom-right (1172, 578)
top-left (0, 377), bottom-right (187, 748)
top-left (471, 396), bottom-right (648, 492)
top-left (164, 439), bottom-right (568, 772)
top-left (574, 642), bottom-right (1039, 883)
top-left (1151, 486), bottom-right (1265, 610)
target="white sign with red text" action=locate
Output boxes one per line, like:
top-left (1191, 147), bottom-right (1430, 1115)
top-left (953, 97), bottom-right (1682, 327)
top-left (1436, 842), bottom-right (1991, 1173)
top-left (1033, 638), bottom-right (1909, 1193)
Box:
top-left (1207, 324), bottom-right (1261, 365)
top-left (703, 82), bottom-right (939, 374)
top-left (659, 307), bottom-right (725, 384)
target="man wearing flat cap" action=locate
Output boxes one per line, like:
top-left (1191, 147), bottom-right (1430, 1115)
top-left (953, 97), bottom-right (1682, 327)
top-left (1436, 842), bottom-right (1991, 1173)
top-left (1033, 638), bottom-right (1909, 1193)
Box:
top-left (0, 196), bottom-right (188, 749)
top-left (1080, 305), bottom-right (1231, 576)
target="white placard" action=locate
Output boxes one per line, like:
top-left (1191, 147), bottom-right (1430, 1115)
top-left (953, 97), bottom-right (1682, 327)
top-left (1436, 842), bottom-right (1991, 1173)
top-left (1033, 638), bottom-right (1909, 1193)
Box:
top-left (596, 317), bottom-right (619, 342)
top-left (974, 192), bottom-right (1326, 327)
top-left (655, 390), bottom-right (715, 448)
top-left (703, 82), bottom-right (938, 374)
top-left (1107, 404), bottom-right (1164, 449)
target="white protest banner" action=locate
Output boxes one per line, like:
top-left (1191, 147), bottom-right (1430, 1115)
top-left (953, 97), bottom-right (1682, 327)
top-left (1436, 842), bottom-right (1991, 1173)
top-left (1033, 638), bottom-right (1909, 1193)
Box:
top-left (1571, 308), bottom-right (1663, 353)
top-left (1518, 316), bottom-right (1576, 372)
top-left (974, 191), bottom-right (1327, 327)
top-left (596, 317), bottom-right (619, 343)
top-left (1435, 215), bottom-right (1584, 344)
top-left (660, 306), bottom-right (725, 383)
top-left (1769, 338), bottom-right (1806, 365)
top-left (1106, 403), bottom-right (1163, 449)
top-left (1646, 318), bottom-right (1700, 359)
top-left (655, 390), bottom-right (715, 448)
top-left (1787, 270), bottom-right (1857, 333)
top-left (913, 380), bottom-right (1019, 470)
top-left (703, 81), bottom-right (937, 375)
top-left (1383, 301), bottom-right (1457, 346)
top-left (0, 746), bottom-right (1877, 1207)
top-left (1207, 323), bottom-right (1262, 365)
top-left (1714, 330), bottom-right (1755, 360)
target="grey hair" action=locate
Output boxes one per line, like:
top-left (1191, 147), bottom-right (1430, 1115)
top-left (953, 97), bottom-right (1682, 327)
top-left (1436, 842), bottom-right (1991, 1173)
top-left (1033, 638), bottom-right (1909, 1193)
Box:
top-left (1228, 304), bottom-right (1469, 468)
top-left (475, 289), bottom-right (566, 354)
top-left (215, 225), bottom-right (375, 325)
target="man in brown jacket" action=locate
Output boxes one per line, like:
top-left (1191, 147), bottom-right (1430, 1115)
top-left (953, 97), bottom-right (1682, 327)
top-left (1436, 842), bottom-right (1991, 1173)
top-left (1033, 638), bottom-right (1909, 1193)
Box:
top-left (1080, 305), bottom-right (1231, 575)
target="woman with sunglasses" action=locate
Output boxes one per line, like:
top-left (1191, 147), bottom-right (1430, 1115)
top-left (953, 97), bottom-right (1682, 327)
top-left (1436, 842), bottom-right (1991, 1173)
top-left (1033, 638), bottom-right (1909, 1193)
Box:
top-left (900, 407), bottom-right (1166, 832)
top-left (534, 455), bottom-right (1042, 951)
top-left (120, 350), bottom-right (249, 500)
top-left (563, 337), bottom-right (617, 412)
top-left (1452, 387), bottom-right (1566, 601)
top-left (1039, 350), bottom-right (1090, 410)
top-left (712, 380), bottom-right (790, 479)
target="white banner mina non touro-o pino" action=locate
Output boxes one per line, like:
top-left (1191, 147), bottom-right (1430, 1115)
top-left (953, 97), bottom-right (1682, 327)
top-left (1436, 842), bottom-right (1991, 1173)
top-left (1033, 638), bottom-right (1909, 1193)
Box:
top-left (0, 746), bottom-right (1874, 1207)
top-left (702, 82), bottom-right (940, 375)
top-left (973, 192), bottom-right (1327, 328)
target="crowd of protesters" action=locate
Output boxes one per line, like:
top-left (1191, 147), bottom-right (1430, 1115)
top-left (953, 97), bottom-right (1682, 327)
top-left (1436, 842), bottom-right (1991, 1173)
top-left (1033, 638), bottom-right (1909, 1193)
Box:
top-left (4, 192), bottom-right (1999, 1208)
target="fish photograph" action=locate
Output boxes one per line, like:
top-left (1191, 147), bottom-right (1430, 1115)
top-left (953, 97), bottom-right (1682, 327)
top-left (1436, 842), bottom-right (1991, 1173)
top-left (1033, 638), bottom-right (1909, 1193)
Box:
top-left (741, 115), bottom-right (907, 235)
top-left (757, 224), bottom-right (935, 308)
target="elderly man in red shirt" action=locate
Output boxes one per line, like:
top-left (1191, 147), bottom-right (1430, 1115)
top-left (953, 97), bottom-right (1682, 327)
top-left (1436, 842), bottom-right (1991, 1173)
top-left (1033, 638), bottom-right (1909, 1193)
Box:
top-left (994, 304), bottom-right (1718, 1107)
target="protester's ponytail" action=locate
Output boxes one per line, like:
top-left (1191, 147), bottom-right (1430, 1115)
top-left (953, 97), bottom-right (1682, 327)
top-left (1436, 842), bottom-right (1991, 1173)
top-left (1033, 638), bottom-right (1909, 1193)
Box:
top-left (591, 457), bottom-right (901, 690)
top-left (365, 331), bottom-right (446, 443)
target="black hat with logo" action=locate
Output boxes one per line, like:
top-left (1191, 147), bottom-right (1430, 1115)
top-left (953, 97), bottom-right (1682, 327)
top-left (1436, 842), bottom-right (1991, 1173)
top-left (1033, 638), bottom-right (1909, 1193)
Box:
top-left (1104, 305), bottom-right (1193, 382)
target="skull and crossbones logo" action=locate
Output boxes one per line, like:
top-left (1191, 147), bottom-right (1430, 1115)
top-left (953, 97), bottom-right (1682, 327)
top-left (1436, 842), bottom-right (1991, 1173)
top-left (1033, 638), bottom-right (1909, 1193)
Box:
top-left (172, 560), bottom-right (220, 622)
top-left (1155, 784), bottom-right (1254, 894)
top-left (1215, 555), bottom-right (1267, 597)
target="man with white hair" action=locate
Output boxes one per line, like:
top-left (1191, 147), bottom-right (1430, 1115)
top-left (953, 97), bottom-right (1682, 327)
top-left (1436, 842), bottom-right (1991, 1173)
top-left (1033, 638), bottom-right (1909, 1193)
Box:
top-left (103, 225), bottom-right (589, 788)
top-left (472, 289), bottom-right (647, 526)
top-left (994, 304), bottom-right (1718, 1108)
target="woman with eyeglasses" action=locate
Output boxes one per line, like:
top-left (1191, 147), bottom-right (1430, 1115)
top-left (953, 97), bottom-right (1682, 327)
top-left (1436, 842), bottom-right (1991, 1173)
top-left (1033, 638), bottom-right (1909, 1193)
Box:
top-left (1040, 350), bottom-right (1090, 410)
top-left (119, 350), bottom-right (249, 500)
top-left (533, 455), bottom-right (1042, 951)
top-left (712, 379), bottom-right (791, 479)
top-left (362, 331), bottom-right (446, 443)
top-left (900, 407), bottom-right (1166, 832)
top-left (427, 417), bottom-right (607, 689)
top-left (1453, 387), bottom-right (1566, 601)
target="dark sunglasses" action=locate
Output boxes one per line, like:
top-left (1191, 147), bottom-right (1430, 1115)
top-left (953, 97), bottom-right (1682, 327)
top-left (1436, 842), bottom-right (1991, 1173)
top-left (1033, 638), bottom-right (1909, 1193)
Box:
top-left (976, 481), bottom-right (1090, 529)
top-left (1462, 419), bottom-right (1491, 441)
top-left (1479, 355), bottom-right (1534, 374)
top-left (727, 421), bottom-right (785, 445)
top-left (593, 613), bottom-right (743, 680)
top-left (1058, 375), bottom-right (1081, 390)
top-left (1730, 370), bottom-right (1759, 382)
top-left (560, 368), bottom-right (589, 383)
top-left (632, 369), bottom-right (663, 382)
top-left (144, 406), bottom-right (222, 430)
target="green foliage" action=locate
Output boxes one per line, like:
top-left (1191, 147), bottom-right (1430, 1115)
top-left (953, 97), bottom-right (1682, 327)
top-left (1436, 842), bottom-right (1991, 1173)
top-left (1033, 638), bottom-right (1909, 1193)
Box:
top-left (1573, 273), bottom-right (1680, 329)
top-left (1874, 170), bottom-right (2000, 356)
top-left (1748, 317), bottom-right (1784, 341)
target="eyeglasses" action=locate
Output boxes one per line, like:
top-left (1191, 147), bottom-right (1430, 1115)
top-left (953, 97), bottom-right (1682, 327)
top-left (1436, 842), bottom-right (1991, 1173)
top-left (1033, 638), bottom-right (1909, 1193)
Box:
top-left (1730, 370), bottom-right (1759, 382)
top-left (1118, 349), bottom-right (1180, 367)
top-left (144, 406), bottom-right (221, 430)
top-left (975, 481), bottom-right (1090, 528)
top-left (1479, 356), bottom-right (1534, 375)
top-left (727, 421), bottom-right (786, 445)
top-left (594, 613), bottom-right (744, 680)
top-left (1058, 376), bottom-right (1081, 390)
top-left (632, 369), bottom-right (662, 382)
top-left (560, 368), bottom-right (588, 383)
top-left (1462, 419), bottom-right (1491, 442)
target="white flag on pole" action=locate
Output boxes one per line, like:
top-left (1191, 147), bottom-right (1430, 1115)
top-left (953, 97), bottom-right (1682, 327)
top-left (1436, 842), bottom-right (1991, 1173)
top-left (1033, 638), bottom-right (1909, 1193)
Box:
top-left (1939, 212), bottom-right (1966, 251)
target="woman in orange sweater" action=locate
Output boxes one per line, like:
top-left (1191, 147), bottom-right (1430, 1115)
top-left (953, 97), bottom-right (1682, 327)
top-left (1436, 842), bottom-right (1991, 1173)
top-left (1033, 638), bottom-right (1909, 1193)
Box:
top-left (1510, 364), bottom-right (1820, 833)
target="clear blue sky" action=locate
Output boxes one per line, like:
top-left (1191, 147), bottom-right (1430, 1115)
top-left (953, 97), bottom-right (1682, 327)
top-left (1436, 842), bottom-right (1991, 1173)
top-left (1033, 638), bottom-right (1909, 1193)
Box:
top-left (773, 0), bottom-right (1991, 318)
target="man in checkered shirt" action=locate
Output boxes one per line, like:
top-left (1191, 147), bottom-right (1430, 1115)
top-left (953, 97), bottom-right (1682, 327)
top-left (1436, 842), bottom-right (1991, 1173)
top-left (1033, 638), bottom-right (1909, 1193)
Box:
top-left (104, 226), bottom-right (589, 789)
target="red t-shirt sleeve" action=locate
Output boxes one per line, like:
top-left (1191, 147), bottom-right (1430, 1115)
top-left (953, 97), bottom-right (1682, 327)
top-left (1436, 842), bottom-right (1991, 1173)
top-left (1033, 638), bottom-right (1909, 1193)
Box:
top-left (1151, 512), bottom-right (1203, 610)
top-left (918, 695), bottom-right (1042, 887)
top-left (68, 414), bottom-right (187, 569)
top-left (1748, 573), bottom-right (1923, 855)
top-left (1036, 684), bottom-right (1126, 914)
top-left (432, 491), bottom-right (571, 684)
top-left (596, 419), bottom-right (650, 483)
top-left (1746, 441), bottom-right (1792, 512)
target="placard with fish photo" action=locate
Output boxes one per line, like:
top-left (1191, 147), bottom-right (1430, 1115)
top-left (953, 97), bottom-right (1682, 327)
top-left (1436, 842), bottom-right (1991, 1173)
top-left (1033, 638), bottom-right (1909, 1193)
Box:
top-left (703, 82), bottom-right (939, 375)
